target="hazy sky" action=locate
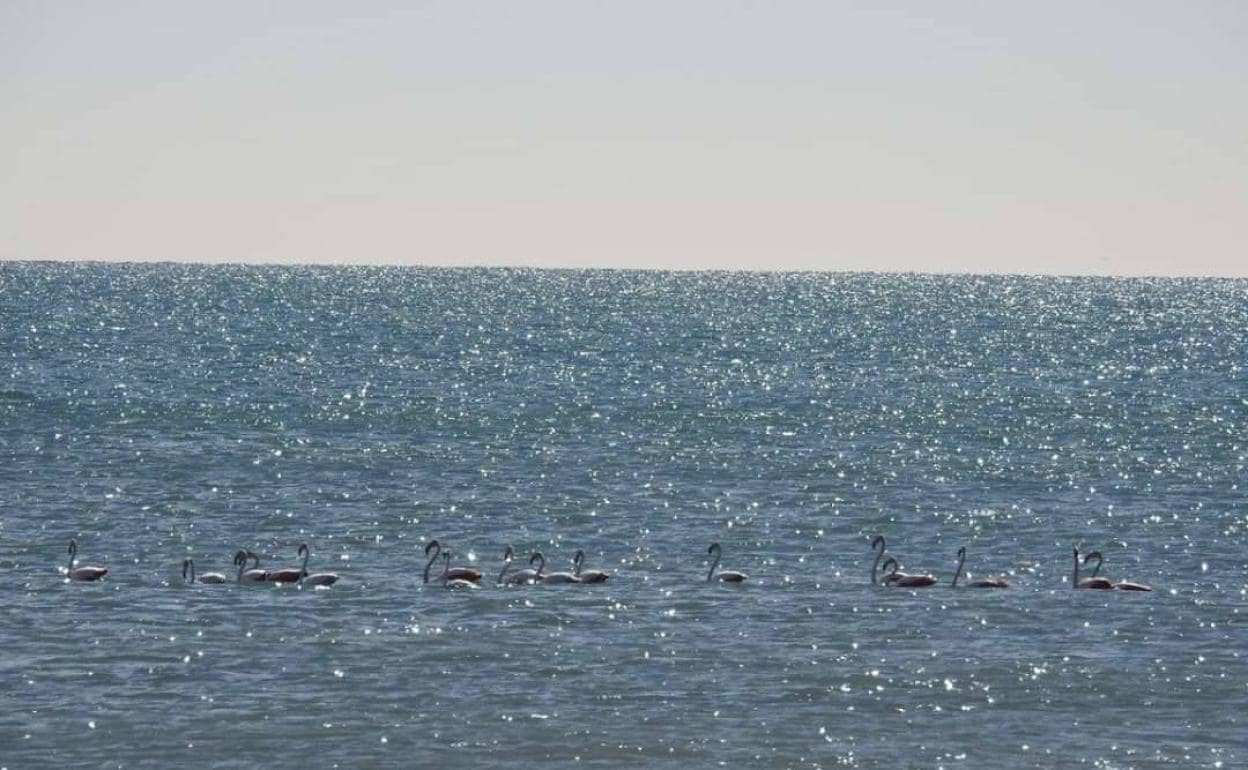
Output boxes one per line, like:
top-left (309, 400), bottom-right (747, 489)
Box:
top-left (3, 1), bottom-right (1246, 276)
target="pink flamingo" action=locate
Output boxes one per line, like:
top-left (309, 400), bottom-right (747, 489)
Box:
top-left (66, 539), bottom-right (108, 582)
top-left (952, 547), bottom-right (1009, 588)
top-left (880, 557), bottom-right (938, 588)
top-left (706, 543), bottom-right (747, 583)
top-left (424, 539), bottom-right (481, 584)
top-left (573, 549), bottom-right (610, 583)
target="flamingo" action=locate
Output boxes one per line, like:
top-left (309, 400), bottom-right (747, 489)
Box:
top-left (706, 542), bottom-right (747, 583)
top-left (297, 543), bottom-right (340, 587)
top-left (423, 540), bottom-right (482, 584)
top-left (66, 539), bottom-right (108, 582)
top-left (951, 547), bottom-right (1009, 588)
top-left (497, 546), bottom-right (539, 585)
top-left (440, 551), bottom-right (479, 589)
top-left (530, 551), bottom-right (580, 584)
top-left (1078, 549), bottom-right (1152, 592)
top-left (1072, 547), bottom-right (1114, 590)
top-left (870, 536), bottom-right (936, 587)
top-left (182, 557), bottom-right (227, 584)
top-left (880, 557), bottom-right (938, 588)
top-left (572, 549), bottom-right (610, 583)
top-left (235, 550), bottom-right (269, 584)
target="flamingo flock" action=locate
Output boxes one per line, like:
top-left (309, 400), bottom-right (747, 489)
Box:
top-left (1071, 547), bottom-right (1151, 591)
top-left (869, 536), bottom-right (1148, 591)
top-left (61, 535), bottom-right (1152, 592)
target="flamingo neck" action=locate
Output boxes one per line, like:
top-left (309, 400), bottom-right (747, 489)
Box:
top-left (423, 546), bottom-right (439, 584)
top-left (1087, 553), bottom-right (1103, 578)
top-left (870, 536), bottom-right (887, 585)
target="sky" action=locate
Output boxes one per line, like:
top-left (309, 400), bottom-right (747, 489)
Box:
top-left (2, 1), bottom-right (1246, 276)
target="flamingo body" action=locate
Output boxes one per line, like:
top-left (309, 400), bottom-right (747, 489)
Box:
top-left (1076, 576), bottom-right (1115, 590)
top-left (967, 577), bottom-right (1011, 588)
top-left (265, 555), bottom-right (303, 584)
top-left (70, 566), bottom-right (109, 582)
top-left (886, 573), bottom-right (938, 588)
top-left (502, 569), bottom-right (539, 585)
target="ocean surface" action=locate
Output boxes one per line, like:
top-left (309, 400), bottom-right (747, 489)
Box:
top-left (1, 262), bottom-right (1246, 769)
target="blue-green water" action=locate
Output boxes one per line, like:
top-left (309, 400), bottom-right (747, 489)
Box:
top-left (2, 263), bottom-right (1246, 768)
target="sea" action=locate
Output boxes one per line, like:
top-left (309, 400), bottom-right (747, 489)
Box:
top-left (1, 262), bottom-right (1245, 769)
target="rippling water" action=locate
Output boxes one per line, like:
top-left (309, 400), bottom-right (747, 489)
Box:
top-left (2, 263), bottom-right (1246, 768)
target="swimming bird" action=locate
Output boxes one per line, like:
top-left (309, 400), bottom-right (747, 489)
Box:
top-left (440, 551), bottom-right (479, 589)
top-left (1072, 547), bottom-right (1114, 590)
top-left (297, 543), bottom-right (339, 587)
top-left (706, 542), bottom-right (747, 583)
top-left (423, 540), bottom-right (482, 584)
top-left (235, 550), bottom-right (269, 584)
top-left (951, 547), bottom-right (1009, 588)
top-left (572, 549), bottom-right (610, 583)
top-left (530, 551), bottom-right (580, 584)
top-left (1079, 549), bottom-right (1152, 592)
top-left (879, 557), bottom-right (938, 588)
top-left (497, 545), bottom-right (539, 585)
top-left (182, 557), bottom-right (227, 584)
top-left (66, 539), bottom-right (108, 582)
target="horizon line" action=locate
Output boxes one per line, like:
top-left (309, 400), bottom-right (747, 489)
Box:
top-left (3, 256), bottom-right (1246, 283)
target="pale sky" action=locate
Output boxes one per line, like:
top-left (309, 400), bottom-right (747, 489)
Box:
top-left (3, 1), bottom-right (1246, 276)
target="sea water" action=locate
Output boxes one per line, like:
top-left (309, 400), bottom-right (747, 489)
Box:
top-left (1, 263), bottom-right (1245, 768)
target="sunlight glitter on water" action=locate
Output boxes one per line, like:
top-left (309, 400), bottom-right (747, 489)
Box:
top-left (1, 264), bottom-right (1246, 768)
